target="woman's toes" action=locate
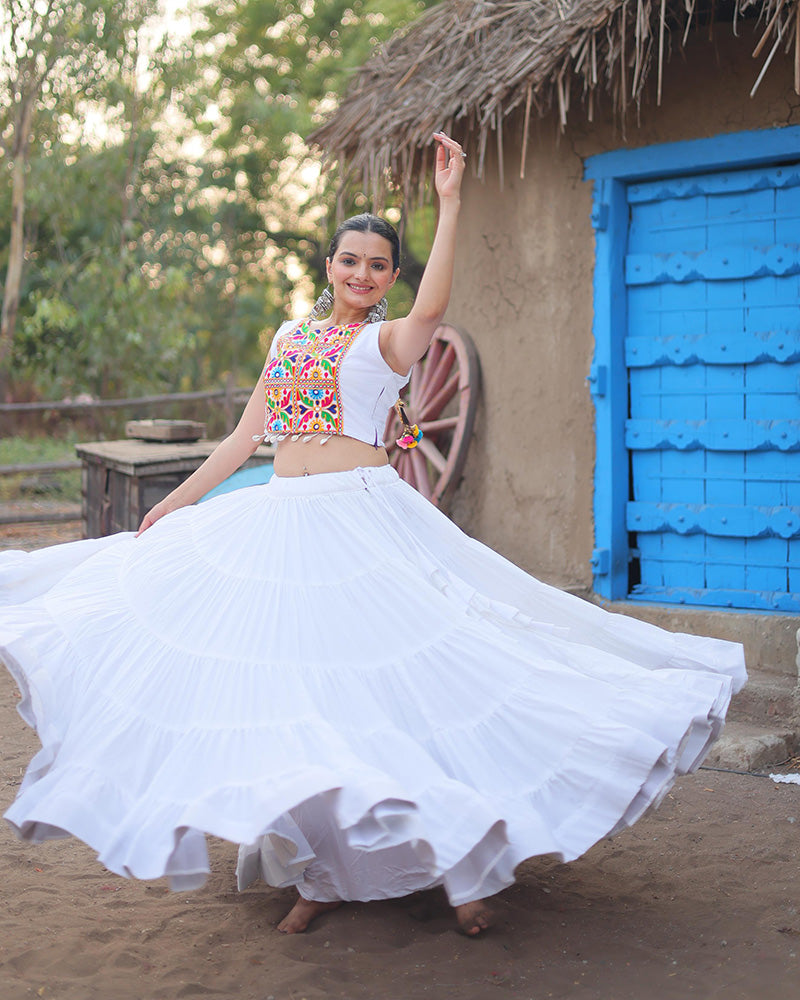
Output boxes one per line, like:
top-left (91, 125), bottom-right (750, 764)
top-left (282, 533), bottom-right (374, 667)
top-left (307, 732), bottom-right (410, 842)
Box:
top-left (277, 898), bottom-right (342, 934)
top-left (454, 900), bottom-right (494, 936)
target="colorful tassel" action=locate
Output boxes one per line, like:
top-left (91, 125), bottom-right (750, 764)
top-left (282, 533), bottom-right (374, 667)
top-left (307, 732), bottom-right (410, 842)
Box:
top-left (396, 424), bottom-right (423, 449)
top-left (394, 399), bottom-right (423, 449)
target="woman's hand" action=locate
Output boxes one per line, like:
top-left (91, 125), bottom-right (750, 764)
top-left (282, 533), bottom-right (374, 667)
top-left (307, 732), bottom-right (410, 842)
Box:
top-left (135, 376), bottom-right (268, 537)
top-left (432, 131), bottom-right (466, 202)
top-left (378, 132), bottom-right (465, 374)
top-left (136, 498), bottom-right (178, 536)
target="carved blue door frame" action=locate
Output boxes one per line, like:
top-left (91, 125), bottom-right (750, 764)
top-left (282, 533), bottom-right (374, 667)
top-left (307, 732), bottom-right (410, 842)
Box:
top-left (585, 126), bottom-right (800, 611)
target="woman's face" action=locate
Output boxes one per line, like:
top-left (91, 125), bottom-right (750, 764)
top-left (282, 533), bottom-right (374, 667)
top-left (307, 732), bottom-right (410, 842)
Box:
top-left (326, 231), bottom-right (399, 315)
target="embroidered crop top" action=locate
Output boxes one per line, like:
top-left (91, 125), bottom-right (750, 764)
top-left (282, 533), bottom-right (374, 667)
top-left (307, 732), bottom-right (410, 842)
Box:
top-left (255, 319), bottom-right (410, 448)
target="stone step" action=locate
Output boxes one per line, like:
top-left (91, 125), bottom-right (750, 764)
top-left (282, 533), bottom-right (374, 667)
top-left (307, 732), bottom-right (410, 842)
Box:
top-left (727, 673), bottom-right (799, 726)
top-left (599, 599), bottom-right (800, 682)
top-left (704, 719), bottom-right (800, 773)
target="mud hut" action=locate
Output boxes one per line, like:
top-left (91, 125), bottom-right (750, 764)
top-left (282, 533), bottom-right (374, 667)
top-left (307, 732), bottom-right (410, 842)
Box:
top-left (311, 1), bottom-right (800, 696)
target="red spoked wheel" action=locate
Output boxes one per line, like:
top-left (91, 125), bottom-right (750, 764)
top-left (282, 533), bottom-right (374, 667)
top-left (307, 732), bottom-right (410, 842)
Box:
top-left (384, 323), bottom-right (480, 509)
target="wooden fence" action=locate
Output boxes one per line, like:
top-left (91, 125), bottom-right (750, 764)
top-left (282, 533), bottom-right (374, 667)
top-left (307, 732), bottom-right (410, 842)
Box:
top-left (0, 381), bottom-right (251, 527)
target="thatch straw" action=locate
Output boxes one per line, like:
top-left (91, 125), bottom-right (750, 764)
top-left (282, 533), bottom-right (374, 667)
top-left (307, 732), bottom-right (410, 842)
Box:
top-left (309, 0), bottom-right (799, 199)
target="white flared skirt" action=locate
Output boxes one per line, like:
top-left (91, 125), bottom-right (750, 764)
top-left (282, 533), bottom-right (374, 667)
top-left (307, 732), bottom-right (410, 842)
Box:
top-left (0, 465), bottom-right (746, 904)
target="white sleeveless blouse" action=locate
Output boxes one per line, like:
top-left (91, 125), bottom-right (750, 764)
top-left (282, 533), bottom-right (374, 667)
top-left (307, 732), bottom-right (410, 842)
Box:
top-left (257, 319), bottom-right (410, 448)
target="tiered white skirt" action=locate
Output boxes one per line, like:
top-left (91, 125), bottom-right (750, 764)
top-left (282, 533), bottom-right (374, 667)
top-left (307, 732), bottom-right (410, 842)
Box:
top-left (0, 465), bottom-right (746, 904)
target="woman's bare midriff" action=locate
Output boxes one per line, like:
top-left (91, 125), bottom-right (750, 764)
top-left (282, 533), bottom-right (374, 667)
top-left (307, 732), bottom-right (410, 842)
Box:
top-left (273, 434), bottom-right (389, 477)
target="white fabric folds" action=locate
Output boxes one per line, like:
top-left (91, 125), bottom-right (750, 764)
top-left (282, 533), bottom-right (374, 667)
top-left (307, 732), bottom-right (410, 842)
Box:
top-left (0, 465), bottom-right (746, 904)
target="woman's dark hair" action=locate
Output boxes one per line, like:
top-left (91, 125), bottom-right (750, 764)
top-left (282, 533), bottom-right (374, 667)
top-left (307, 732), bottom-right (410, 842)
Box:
top-left (327, 214), bottom-right (400, 271)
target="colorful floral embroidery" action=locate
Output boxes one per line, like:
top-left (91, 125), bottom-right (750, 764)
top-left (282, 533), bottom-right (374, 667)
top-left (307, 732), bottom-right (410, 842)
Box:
top-left (262, 321), bottom-right (363, 439)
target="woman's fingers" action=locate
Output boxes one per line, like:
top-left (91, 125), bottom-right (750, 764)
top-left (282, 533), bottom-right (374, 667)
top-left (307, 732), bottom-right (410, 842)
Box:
top-left (433, 130), bottom-right (466, 167)
top-left (135, 509), bottom-right (159, 536)
top-left (432, 131), bottom-right (465, 198)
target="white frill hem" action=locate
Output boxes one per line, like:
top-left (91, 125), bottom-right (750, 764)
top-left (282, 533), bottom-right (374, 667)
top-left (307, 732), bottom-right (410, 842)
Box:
top-left (0, 465), bottom-right (746, 904)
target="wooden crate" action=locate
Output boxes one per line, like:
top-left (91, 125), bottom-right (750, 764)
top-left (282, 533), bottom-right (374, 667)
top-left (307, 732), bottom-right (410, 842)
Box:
top-left (76, 440), bottom-right (273, 537)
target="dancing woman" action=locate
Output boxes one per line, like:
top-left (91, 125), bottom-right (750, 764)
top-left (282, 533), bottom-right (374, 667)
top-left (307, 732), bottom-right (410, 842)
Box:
top-left (0, 132), bottom-right (745, 937)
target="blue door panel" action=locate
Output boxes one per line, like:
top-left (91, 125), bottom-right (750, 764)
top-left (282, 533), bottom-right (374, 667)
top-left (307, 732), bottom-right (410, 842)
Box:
top-left (626, 245), bottom-right (800, 285)
top-left (637, 534), bottom-right (664, 587)
top-left (626, 285), bottom-right (654, 327)
top-left (788, 471), bottom-right (800, 506)
top-left (746, 537), bottom-right (789, 592)
top-left (746, 452), bottom-right (791, 506)
top-left (661, 450), bottom-right (706, 503)
top-left (745, 276), bottom-right (799, 325)
top-left (705, 537), bottom-right (747, 591)
top-left (625, 159), bottom-right (800, 610)
top-left (628, 196), bottom-right (708, 253)
top-left (631, 451), bottom-right (661, 503)
top-left (629, 365), bottom-right (661, 413)
top-left (627, 162), bottom-right (800, 204)
top-left (706, 280), bottom-right (744, 332)
top-left (790, 541), bottom-right (800, 592)
top-left (776, 193), bottom-right (800, 241)
top-left (706, 191), bottom-right (774, 246)
top-left (705, 365), bottom-right (745, 420)
top-left (705, 452), bottom-right (745, 505)
top-left (747, 362), bottom-right (799, 418)
top-left (651, 281), bottom-right (703, 336)
top-left (670, 536), bottom-right (706, 589)
top-left (660, 365), bottom-right (706, 418)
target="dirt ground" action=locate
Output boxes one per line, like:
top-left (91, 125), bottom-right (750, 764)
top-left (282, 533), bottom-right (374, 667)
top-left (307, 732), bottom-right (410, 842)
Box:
top-left (1, 524), bottom-right (799, 1000)
top-left (0, 519), bottom-right (84, 552)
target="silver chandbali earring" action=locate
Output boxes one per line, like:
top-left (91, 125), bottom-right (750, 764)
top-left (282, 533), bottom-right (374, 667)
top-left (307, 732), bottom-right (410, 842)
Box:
top-left (366, 297), bottom-right (388, 323)
top-left (308, 285), bottom-right (334, 320)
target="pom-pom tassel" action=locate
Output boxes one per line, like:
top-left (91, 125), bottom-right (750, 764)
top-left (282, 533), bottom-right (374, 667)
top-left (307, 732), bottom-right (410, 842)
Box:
top-left (396, 425), bottom-right (423, 449)
top-left (394, 400), bottom-right (423, 449)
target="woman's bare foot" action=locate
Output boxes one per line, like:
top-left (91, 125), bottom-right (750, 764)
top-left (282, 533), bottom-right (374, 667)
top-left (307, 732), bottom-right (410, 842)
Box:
top-left (277, 895), bottom-right (342, 934)
top-left (454, 899), bottom-right (493, 936)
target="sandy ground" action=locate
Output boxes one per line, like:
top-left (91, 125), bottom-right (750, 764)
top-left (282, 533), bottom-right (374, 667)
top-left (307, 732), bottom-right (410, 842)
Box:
top-left (1, 523), bottom-right (800, 999)
top-left (0, 516), bottom-right (85, 554)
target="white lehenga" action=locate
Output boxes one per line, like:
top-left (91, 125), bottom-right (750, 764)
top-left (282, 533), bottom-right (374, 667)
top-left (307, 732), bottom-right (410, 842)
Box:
top-left (0, 465), bottom-right (746, 903)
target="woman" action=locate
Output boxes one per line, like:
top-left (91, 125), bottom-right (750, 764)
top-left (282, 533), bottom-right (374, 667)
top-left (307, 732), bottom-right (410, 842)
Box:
top-left (0, 133), bottom-right (745, 938)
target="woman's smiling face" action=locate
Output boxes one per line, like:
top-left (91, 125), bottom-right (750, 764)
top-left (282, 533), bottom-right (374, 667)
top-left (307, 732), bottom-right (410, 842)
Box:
top-left (326, 231), bottom-right (399, 316)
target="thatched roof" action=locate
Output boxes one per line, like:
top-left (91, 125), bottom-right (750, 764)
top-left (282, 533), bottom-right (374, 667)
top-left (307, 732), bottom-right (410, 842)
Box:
top-left (310, 0), bottom-right (799, 199)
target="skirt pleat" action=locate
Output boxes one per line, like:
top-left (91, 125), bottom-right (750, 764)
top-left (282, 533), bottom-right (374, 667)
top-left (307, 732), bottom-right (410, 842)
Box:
top-left (0, 465), bottom-right (746, 904)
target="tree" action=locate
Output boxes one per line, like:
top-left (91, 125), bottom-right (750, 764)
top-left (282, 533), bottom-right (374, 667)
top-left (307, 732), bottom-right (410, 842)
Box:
top-left (193, 0), bottom-right (435, 312)
top-left (0, 0), bottom-right (160, 394)
top-left (1, 1), bottom-right (441, 402)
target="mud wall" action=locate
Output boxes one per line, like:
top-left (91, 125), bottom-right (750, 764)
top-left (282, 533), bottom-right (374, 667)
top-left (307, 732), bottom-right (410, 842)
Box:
top-left (445, 22), bottom-right (800, 592)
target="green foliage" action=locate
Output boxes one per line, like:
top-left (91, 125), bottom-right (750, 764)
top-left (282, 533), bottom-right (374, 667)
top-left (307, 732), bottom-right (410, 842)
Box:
top-left (0, 436), bottom-right (82, 503)
top-left (0, 434), bottom-right (83, 466)
top-left (2, 0), bottom-right (440, 402)
top-left (191, 0), bottom-right (437, 329)
top-left (0, 1), bottom-right (161, 126)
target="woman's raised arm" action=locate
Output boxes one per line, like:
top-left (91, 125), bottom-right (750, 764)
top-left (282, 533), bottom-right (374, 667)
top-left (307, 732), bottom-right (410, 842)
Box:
top-left (379, 132), bottom-right (466, 375)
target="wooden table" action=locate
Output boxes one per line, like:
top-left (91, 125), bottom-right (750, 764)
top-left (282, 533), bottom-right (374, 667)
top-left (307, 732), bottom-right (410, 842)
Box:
top-left (76, 439), bottom-right (274, 537)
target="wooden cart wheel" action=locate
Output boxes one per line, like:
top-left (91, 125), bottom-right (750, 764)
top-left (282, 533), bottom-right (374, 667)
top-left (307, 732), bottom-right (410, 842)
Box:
top-left (384, 323), bottom-right (480, 509)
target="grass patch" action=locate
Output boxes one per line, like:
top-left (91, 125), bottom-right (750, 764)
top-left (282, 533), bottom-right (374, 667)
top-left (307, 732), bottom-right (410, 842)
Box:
top-left (0, 435), bottom-right (83, 503)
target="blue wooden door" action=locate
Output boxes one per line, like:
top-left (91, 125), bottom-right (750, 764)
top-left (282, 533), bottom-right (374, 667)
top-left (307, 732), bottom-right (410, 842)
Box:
top-left (624, 162), bottom-right (800, 611)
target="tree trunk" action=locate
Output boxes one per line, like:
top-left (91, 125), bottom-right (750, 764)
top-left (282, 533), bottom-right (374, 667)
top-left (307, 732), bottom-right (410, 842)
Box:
top-left (0, 98), bottom-right (34, 398)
